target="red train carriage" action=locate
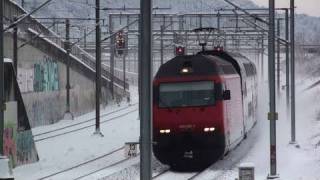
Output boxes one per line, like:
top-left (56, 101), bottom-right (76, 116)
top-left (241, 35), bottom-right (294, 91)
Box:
top-left (152, 51), bottom-right (257, 170)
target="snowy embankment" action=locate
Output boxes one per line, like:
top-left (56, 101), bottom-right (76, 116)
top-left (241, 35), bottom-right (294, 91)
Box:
top-left (13, 98), bottom-right (140, 180)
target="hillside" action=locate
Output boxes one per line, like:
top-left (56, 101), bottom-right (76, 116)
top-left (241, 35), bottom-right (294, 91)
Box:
top-left (13, 0), bottom-right (320, 44)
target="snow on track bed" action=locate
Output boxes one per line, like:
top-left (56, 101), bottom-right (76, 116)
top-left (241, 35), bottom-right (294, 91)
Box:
top-left (34, 105), bottom-right (138, 142)
top-left (153, 171), bottom-right (198, 180)
top-left (14, 102), bottom-right (140, 180)
top-left (72, 155), bottom-right (139, 180)
top-left (100, 157), bottom-right (168, 180)
top-left (149, 122), bottom-right (259, 180)
top-left (33, 103), bottom-right (138, 138)
top-left (38, 147), bottom-right (127, 180)
top-left (189, 123), bottom-right (259, 180)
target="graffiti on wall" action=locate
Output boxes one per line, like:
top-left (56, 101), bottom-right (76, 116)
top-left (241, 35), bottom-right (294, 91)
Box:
top-left (4, 63), bottom-right (39, 168)
top-left (4, 102), bottom-right (18, 168)
top-left (16, 130), bottom-right (38, 165)
top-left (18, 56), bottom-right (59, 93)
top-left (4, 126), bottom-right (17, 167)
top-left (4, 107), bottom-right (38, 167)
top-left (17, 68), bottom-right (34, 93)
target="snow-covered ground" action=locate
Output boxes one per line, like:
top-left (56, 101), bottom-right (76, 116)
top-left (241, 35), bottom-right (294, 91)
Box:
top-left (13, 97), bottom-right (140, 180)
top-left (13, 54), bottom-right (320, 180)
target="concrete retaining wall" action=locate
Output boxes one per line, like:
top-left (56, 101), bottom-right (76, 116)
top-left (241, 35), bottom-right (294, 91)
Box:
top-left (4, 34), bottom-right (111, 127)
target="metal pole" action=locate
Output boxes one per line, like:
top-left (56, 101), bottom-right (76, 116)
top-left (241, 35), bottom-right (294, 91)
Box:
top-left (235, 13), bottom-right (239, 32)
top-left (140, 0), bottom-right (152, 179)
top-left (21, 0), bottom-right (25, 8)
top-left (84, 27), bottom-right (87, 49)
top-left (217, 11), bottom-right (221, 31)
top-left (170, 15), bottom-right (173, 30)
top-left (179, 15), bottom-right (184, 32)
top-left (160, 25), bottom-right (164, 65)
top-left (261, 37), bottom-right (264, 77)
top-left (235, 13), bottom-right (240, 50)
top-left (123, 52), bottom-right (126, 94)
top-left (109, 15), bottom-right (115, 100)
top-left (290, 0), bottom-right (296, 144)
top-left (94, 0), bottom-right (103, 136)
top-left (267, 0), bottom-right (279, 178)
top-left (123, 33), bottom-right (127, 96)
top-left (285, 9), bottom-right (290, 117)
top-left (0, 0), bottom-right (4, 155)
top-left (13, 22), bottom-right (18, 74)
top-left (277, 19), bottom-right (280, 97)
top-left (64, 19), bottom-right (73, 120)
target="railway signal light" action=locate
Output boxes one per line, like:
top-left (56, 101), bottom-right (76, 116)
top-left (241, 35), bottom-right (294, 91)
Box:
top-left (175, 46), bottom-right (185, 56)
top-left (213, 46), bottom-right (224, 52)
top-left (116, 30), bottom-right (125, 55)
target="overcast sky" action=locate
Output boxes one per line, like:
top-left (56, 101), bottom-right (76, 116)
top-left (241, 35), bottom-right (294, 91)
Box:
top-left (251, 0), bottom-right (320, 17)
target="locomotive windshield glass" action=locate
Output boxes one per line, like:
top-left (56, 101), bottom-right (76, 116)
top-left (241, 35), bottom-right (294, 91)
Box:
top-left (159, 81), bottom-right (215, 108)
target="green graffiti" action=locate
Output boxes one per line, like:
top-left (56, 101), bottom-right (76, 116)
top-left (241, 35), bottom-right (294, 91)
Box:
top-left (33, 57), bottom-right (59, 92)
top-left (16, 130), bottom-right (38, 165)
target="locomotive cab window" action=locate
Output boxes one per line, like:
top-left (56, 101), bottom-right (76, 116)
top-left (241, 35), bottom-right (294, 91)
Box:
top-left (159, 81), bottom-right (215, 108)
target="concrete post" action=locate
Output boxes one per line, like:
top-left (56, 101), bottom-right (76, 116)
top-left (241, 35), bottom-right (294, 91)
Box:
top-left (160, 25), bottom-right (164, 65)
top-left (123, 33), bottom-right (128, 96)
top-left (261, 37), bottom-right (264, 77)
top-left (139, 0), bottom-right (153, 179)
top-left (0, 156), bottom-right (14, 180)
top-left (0, 0), bottom-right (4, 156)
top-left (285, 9), bottom-right (290, 113)
top-left (64, 18), bottom-right (74, 120)
top-left (277, 19), bottom-right (281, 97)
top-left (267, 0), bottom-right (279, 178)
top-left (290, 0), bottom-right (297, 145)
top-left (94, 0), bottom-right (103, 136)
top-left (84, 27), bottom-right (87, 49)
top-left (109, 15), bottom-right (115, 100)
top-left (13, 21), bottom-right (18, 74)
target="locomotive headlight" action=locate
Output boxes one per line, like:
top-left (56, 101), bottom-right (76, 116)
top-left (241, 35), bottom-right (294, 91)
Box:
top-left (181, 68), bottom-right (189, 73)
top-left (160, 129), bottom-right (171, 134)
top-left (160, 130), bottom-right (165, 133)
top-left (204, 127), bottom-right (215, 132)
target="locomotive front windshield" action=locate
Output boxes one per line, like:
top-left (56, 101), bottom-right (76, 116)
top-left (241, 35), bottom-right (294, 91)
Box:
top-left (159, 81), bottom-right (215, 108)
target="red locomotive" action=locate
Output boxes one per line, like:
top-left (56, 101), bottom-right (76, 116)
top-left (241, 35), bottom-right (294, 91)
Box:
top-left (153, 49), bottom-right (257, 170)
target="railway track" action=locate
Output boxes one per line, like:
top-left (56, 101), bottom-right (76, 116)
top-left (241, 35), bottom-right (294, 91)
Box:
top-left (72, 153), bottom-right (140, 180)
top-left (34, 105), bottom-right (138, 142)
top-left (152, 170), bottom-right (198, 180)
top-left (151, 169), bottom-right (170, 179)
top-left (33, 103), bottom-right (138, 137)
top-left (189, 123), bottom-right (260, 180)
top-left (152, 121), bottom-right (260, 180)
top-left (37, 147), bottom-right (139, 180)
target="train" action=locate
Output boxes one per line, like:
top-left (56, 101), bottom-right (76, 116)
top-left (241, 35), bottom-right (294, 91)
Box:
top-left (152, 48), bottom-right (258, 170)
